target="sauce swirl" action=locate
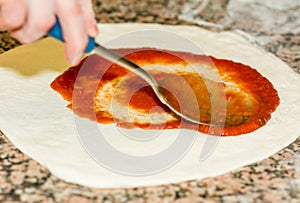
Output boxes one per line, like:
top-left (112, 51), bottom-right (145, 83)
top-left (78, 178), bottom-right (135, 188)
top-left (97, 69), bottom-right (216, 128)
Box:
top-left (51, 48), bottom-right (280, 136)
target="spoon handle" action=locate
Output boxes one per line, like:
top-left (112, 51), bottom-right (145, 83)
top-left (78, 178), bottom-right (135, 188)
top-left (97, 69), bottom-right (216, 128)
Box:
top-left (48, 18), bottom-right (158, 87)
top-left (48, 18), bottom-right (95, 52)
top-left (93, 44), bottom-right (158, 86)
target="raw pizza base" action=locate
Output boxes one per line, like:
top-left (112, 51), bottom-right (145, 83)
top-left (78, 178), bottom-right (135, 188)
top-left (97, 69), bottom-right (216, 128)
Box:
top-left (0, 23), bottom-right (299, 188)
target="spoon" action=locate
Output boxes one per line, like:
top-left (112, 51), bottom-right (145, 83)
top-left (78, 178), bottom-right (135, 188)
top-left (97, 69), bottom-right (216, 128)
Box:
top-left (49, 20), bottom-right (212, 126)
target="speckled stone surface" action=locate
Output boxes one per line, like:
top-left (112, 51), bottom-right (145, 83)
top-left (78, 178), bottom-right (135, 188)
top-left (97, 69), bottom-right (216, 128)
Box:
top-left (0, 0), bottom-right (299, 202)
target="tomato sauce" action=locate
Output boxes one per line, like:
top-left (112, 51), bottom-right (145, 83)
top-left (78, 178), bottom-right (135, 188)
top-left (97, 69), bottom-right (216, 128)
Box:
top-left (50, 48), bottom-right (280, 136)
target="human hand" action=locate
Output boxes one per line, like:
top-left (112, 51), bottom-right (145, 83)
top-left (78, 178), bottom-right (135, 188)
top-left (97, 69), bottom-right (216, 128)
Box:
top-left (0, 0), bottom-right (98, 65)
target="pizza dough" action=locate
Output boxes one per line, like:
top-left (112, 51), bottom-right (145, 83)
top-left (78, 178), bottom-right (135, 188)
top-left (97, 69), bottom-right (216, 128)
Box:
top-left (0, 23), bottom-right (299, 188)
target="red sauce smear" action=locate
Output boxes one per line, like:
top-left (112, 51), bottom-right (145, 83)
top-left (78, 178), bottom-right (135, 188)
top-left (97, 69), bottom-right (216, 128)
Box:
top-left (50, 48), bottom-right (280, 136)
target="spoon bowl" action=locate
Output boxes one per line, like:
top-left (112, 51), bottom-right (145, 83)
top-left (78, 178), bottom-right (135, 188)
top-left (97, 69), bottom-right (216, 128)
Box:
top-left (93, 45), bottom-right (217, 126)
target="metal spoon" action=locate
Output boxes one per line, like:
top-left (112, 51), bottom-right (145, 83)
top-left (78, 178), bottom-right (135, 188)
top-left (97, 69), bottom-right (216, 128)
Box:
top-left (49, 20), bottom-right (211, 126)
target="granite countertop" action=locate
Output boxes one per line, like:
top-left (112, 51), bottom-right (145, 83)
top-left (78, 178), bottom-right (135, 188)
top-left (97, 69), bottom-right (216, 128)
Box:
top-left (0, 0), bottom-right (299, 202)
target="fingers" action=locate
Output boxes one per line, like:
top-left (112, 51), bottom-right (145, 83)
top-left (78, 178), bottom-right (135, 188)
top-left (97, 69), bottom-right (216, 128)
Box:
top-left (0, 0), bottom-right (27, 31)
top-left (0, 0), bottom-right (98, 65)
top-left (11, 0), bottom-right (56, 43)
top-left (78, 0), bottom-right (98, 37)
top-left (55, 0), bottom-right (92, 65)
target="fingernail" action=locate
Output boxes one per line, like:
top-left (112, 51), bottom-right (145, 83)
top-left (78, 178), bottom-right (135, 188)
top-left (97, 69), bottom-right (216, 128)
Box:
top-left (71, 52), bottom-right (82, 66)
top-left (88, 19), bottom-right (98, 37)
